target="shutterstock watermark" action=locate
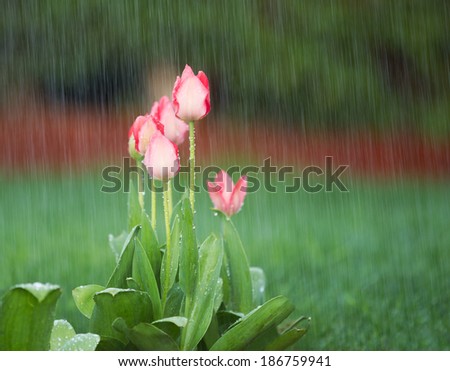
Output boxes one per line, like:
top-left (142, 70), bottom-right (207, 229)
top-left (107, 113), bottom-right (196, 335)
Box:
top-left (101, 156), bottom-right (349, 194)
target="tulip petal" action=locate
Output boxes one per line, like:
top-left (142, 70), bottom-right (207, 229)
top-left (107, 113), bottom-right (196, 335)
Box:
top-left (181, 64), bottom-right (195, 79)
top-left (143, 131), bottom-right (180, 181)
top-left (138, 117), bottom-right (160, 155)
top-left (197, 71), bottom-right (209, 90)
top-left (207, 181), bottom-right (226, 213)
top-left (229, 176), bottom-right (247, 216)
top-left (157, 96), bottom-right (189, 145)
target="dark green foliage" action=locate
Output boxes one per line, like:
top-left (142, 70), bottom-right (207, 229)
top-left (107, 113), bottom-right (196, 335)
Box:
top-left (2, 0), bottom-right (449, 133)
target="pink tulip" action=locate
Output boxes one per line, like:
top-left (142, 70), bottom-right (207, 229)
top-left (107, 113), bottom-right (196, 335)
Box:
top-left (152, 96), bottom-right (189, 145)
top-left (143, 130), bottom-right (180, 181)
top-left (172, 64), bottom-right (210, 122)
top-left (128, 114), bottom-right (164, 156)
top-left (207, 170), bottom-right (247, 218)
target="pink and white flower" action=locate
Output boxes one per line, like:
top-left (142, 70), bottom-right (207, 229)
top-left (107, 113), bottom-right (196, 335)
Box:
top-left (128, 114), bottom-right (164, 157)
top-left (207, 170), bottom-right (247, 218)
top-left (152, 96), bottom-right (189, 145)
top-left (143, 130), bottom-right (180, 181)
top-left (172, 64), bottom-right (210, 122)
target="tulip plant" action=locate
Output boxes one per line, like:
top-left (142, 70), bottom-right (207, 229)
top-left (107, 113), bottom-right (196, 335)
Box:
top-left (0, 65), bottom-right (309, 351)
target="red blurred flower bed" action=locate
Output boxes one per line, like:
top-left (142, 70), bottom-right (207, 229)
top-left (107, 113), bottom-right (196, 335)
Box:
top-left (1, 103), bottom-right (449, 178)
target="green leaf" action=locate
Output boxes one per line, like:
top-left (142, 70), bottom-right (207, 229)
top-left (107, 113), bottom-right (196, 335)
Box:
top-left (213, 278), bottom-right (223, 313)
top-left (139, 211), bottom-right (161, 276)
top-left (72, 284), bottom-right (105, 319)
top-left (160, 214), bottom-right (181, 304)
top-left (90, 288), bottom-right (153, 343)
top-left (132, 240), bottom-right (162, 319)
top-left (152, 316), bottom-right (187, 341)
top-left (106, 226), bottom-right (140, 288)
top-left (50, 320), bottom-right (100, 351)
top-left (221, 218), bottom-right (253, 314)
top-left (170, 198), bottom-right (183, 227)
top-left (128, 178), bottom-right (141, 231)
top-left (108, 231), bottom-right (128, 263)
top-left (181, 234), bottom-right (223, 350)
top-left (250, 267), bottom-right (266, 307)
top-left (265, 327), bottom-right (308, 351)
top-left (216, 310), bottom-right (243, 335)
top-left (0, 283), bottom-right (61, 350)
top-left (126, 277), bottom-right (141, 290)
top-left (179, 198), bottom-right (198, 314)
top-left (210, 296), bottom-right (294, 351)
top-left (50, 320), bottom-right (76, 350)
top-left (163, 284), bottom-right (184, 318)
top-left (153, 316), bottom-right (187, 328)
top-left (113, 318), bottom-right (179, 351)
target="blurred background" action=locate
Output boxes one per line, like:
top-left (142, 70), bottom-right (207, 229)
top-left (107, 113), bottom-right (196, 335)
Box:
top-left (1, 0), bottom-right (449, 350)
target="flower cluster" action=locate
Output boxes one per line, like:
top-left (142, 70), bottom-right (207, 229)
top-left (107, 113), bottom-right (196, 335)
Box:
top-left (128, 64), bottom-right (246, 218)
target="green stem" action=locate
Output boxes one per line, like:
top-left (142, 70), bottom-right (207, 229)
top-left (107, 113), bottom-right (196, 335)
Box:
top-left (168, 179), bottom-right (173, 220)
top-left (189, 121), bottom-right (195, 212)
top-left (163, 183), bottom-right (171, 267)
top-left (138, 161), bottom-right (145, 210)
top-left (151, 180), bottom-right (156, 230)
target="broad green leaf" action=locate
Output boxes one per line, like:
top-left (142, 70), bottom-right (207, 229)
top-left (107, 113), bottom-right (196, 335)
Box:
top-left (152, 316), bottom-right (187, 341)
top-left (179, 198), bottom-right (198, 314)
top-left (59, 333), bottom-right (101, 351)
top-left (210, 296), bottom-right (294, 351)
top-left (0, 283), bottom-right (61, 350)
top-left (221, 218), bottom-right (253, 314)
top-left (90, 288), bottom-right (153, 343)
top-left (181, 234), bottom-right (223, 350)
top-left (128, 178), bottom-right (141, 231)
top-left (50, 320), bottom-right (99, 351)
top-left (72, 284), bottom-right (105, 319)
top-left (160, 214), bottom-right (181, 304)
top-left (132, 240), bottom-right (162, 319)
top-left (113, 318), bottom-right (179, 351)
top-left (163, 284), bottom-right (184, 318)
top-left (108, 231), bottom-right (128, 263)
top-left (106, 226), bottom-right (140, 288)
top-left (139, 211), bottom-right (161, 276)
top-left (50, 320), bottom-right (76, 350)
top-left (250, 267), bottom-right (266, 307)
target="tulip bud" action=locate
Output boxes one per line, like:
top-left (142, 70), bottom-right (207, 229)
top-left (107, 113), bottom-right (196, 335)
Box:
top-left (143, 131), bottom-right (180, 181)
top-left (128, 114), bottom-right (164, 158)
top-left (207, 170), bottom-right (247, 218)
top-left (172, 64), bottom-right (210, 122)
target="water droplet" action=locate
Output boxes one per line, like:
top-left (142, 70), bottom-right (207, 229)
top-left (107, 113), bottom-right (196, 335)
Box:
top-left (214, 212), bottom-right (218, 216)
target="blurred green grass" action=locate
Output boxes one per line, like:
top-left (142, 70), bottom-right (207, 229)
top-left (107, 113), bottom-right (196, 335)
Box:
top-left (0, 172), bottom-right (449, 350)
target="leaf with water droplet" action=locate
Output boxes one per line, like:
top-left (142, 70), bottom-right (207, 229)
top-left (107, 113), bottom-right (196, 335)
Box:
top-left (50, 319), bottom-right (100, 351)
top-left (179, 198), bottom-right (198, 314)
top-left (72, 284), bottom-right (105, 319)
top-left (221, 218), bottom-right (253, 314)
top-left (210, 296), bottom-right (294, 351)
top-left (0, 283), bottom-right (61, 350)
top-left (106, 225), bottom-right (140, 289)
top-left (181, 234), bottom-right (223, 350)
